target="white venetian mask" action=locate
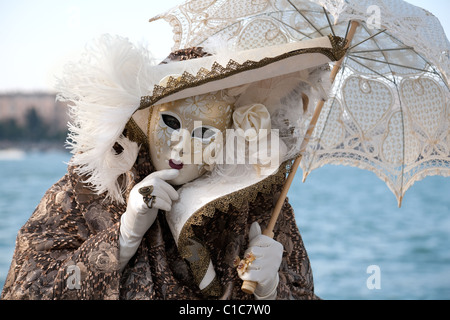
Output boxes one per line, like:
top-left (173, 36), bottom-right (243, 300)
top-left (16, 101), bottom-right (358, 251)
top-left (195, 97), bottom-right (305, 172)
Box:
top-left (138, 91), bottom-right (233, 186)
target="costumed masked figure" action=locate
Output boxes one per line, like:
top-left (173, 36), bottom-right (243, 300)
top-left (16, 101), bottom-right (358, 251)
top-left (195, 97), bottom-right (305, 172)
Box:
top-left (1, 20), bottom-right (346, 299)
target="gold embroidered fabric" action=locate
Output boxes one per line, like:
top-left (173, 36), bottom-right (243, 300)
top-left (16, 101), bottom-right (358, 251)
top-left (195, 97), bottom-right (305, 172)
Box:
top-left (177, 162), bottom-right (289, 296)
top-left (125, 118), bottom-right (150, 152)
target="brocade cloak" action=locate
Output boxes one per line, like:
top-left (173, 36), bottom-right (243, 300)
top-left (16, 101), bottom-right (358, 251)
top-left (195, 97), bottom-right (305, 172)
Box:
top-left (1, 130), bottom-right (318, 300)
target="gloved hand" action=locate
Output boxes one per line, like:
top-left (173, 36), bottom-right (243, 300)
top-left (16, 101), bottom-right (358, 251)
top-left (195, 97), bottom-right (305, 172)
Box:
top-left (238, 222), bottom-right (283, 300)
top-left (119, 169), bottom-right (180, 271)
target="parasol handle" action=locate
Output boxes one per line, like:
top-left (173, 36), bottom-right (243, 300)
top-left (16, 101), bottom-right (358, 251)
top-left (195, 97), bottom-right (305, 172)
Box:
top-left (241, 100), bottom-right (325, 295)
top-left (241, 21), bottom-right (359, 295)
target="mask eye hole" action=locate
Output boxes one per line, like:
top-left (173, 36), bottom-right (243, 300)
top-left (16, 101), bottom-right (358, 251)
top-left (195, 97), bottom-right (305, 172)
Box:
top-left (161, 114), bottom-right (181, 130)
top-left (192, 126), bottom-right (218, 143)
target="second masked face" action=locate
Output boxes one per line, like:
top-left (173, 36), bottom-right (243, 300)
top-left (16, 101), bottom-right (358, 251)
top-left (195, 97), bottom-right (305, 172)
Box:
top-left (149, 91), bottom-right (233, 186)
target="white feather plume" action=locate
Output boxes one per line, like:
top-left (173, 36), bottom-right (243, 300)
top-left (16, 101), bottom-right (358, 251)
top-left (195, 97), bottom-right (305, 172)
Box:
top-left (56, 34), bottom-right (156, 203)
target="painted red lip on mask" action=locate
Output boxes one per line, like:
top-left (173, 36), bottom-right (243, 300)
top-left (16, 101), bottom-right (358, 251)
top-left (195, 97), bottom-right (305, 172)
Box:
top-left (169, 159), bottom-right (183, 170)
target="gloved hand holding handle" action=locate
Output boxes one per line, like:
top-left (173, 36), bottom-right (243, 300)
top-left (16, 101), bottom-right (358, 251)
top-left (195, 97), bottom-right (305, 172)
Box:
top-left (119, 169), bottom-right (180, 271)
top-left (237, 222), bottom-right (283, 300)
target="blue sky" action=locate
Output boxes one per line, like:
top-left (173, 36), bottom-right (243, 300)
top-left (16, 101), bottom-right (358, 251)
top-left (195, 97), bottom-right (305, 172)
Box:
top-left (0, 0), bottom-right (449, 92)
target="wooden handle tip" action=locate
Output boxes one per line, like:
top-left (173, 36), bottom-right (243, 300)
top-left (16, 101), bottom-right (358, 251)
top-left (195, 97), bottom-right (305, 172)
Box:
top-left (241, 280), bottom-right (258, 294)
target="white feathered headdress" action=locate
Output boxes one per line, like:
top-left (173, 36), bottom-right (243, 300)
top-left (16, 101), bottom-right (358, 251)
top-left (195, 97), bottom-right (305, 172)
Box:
top-left (57, 35), bottom-right (155, 203)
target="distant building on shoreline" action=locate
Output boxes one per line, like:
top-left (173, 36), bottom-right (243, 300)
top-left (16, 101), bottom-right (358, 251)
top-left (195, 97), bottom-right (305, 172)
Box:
top-left (0, 92), bottom-right (69, 130)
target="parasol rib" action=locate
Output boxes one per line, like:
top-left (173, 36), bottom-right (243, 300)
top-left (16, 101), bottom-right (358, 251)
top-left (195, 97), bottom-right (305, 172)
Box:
top-left (241, 21), bottom-right (360, 295)
top-left (348, 29), bottom-right (387, 51)
top-left (287, 0), bottom-right (325, 37)
top-left (323, 7), bottom-right (336, 37)
top-left (271, 15), bottom-right (315, 39)
top-left (352, 23), bottom-right (406, 208)
top-left (351, 47), bottom-right (414, 54)
top-left (344, 21), bottom-right (351, 40)
top-left (347, 56), bottom-right (395, 83)
top-left (349, 54), bottom-right (434, 74)
top-left (198, 9), bottom-right (317, 46)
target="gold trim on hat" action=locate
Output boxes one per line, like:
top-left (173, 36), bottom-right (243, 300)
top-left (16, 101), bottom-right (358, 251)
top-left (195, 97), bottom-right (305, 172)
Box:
top-left (139, 35), bottom-right (347, 111)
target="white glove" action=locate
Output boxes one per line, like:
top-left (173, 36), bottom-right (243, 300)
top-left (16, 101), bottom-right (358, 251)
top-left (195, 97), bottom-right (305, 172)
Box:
top-left (119, 169), bottom-right (180, 271)
top-left (238, 222), bottom-right (283, 300)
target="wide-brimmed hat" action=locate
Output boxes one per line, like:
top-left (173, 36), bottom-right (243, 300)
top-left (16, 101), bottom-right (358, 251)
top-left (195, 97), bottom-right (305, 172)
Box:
top-left (139, 35), bottom-right (346, 109)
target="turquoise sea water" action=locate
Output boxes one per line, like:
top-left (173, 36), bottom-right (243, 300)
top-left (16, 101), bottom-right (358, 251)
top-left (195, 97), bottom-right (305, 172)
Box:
top-left (0, 150), bottom-right (449, 299)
